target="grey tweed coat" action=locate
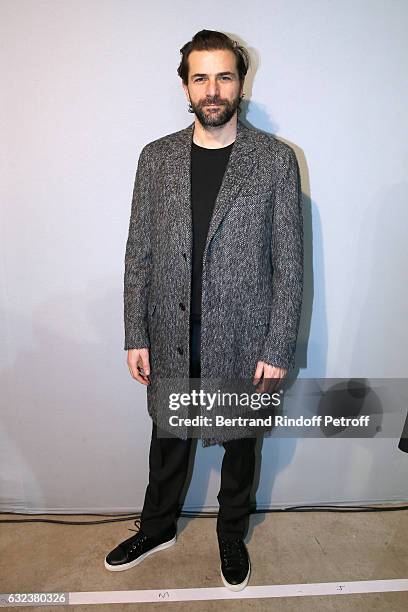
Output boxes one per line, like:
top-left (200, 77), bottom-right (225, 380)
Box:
top-left (124, 118), bottom-right (304, 446)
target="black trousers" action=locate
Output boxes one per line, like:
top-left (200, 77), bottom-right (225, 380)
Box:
top-left (139, 318), bottom-right (257, 540)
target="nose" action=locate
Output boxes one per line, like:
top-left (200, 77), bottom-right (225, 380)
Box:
top-left (205, 77), bottom-right (220, 99)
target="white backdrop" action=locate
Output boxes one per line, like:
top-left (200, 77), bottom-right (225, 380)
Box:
top-left (1, 0), bottom-right (407, 513)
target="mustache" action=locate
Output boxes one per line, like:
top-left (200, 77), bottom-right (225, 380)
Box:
top-left (201, 99), bottom-right (226, 106)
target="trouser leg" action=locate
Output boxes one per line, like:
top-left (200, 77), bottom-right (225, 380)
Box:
top-left (189, 316), bottom-right (256, 539)
top-left (216, 435), bottom-right (257, 539)
top-left (140, 421), bottom-right (192, 537)
top-left (139, 317), bottom-right (201, 537)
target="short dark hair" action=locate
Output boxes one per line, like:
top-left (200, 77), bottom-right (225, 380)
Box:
top-left (177, 29), bottom-right (250, 86)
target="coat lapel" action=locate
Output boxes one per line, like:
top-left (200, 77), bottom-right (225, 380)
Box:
top-left (167, 118), bottom-right (257, 260)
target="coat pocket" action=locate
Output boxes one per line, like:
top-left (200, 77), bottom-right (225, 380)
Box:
top-left (236, 190), bottom-right (271, 200)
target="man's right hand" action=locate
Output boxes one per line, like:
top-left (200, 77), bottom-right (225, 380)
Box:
top-left (127, 348), bottom-right (150, 385)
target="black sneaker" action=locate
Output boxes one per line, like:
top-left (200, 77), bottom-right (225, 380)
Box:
top-left (104, 519), bottom-right (177, 572)
top-left (218, 535), bottom-right (251, 591)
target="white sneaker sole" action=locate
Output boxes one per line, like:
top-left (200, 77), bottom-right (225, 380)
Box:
top-left (220, 557), bottom-right (251, 591)
top-left (104, 535), bottom-right (177, 572)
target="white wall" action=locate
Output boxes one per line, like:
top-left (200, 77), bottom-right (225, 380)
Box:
top-left (1, 0), bottom-right (407, 513)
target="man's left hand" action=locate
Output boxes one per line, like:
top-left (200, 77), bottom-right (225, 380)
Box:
top-left (253, 361), bottom-right (287, 393)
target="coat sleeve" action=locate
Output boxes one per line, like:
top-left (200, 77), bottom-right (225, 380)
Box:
top-left (123, 145), bottom-right (153, 350)
top-left (259, 146), bottom-right (304, 370)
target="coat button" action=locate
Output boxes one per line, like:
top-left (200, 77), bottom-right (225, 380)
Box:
top-left (179, 302), bottom-right (186, 311)
top-left (177, 347), bottom-right (184, 355)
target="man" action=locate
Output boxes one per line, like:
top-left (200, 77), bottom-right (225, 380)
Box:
top-left (105, 30), bottom-right (304, 591)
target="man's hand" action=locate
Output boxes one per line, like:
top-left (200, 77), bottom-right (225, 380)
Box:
top-left (253, 360), bottom-right (287, 393)
top-left (127, 348), bottom-right (151, 385)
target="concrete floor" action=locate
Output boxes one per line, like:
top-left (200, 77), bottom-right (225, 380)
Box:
top-left (0, 509), bottom-right (407, 611)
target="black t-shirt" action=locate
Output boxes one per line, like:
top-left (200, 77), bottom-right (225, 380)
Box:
top-left (190, 140), bottom-right (234, 322)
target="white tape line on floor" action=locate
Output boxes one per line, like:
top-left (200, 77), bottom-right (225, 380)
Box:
top-left (68, 579), bottom-right (408, 605)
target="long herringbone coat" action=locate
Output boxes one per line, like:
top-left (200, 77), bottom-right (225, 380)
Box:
top-left (124, 119), bottom-right (304, 446)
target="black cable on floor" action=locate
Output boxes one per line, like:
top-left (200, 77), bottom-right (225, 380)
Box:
top-left (0, 504), bottom-right (407, 525)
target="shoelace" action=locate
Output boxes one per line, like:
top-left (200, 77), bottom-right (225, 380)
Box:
top-left (126, 518), bottom-right (148, 553)
top-left (128, 517), bottom-right (142, 534)
top-left (219, 537), bottom-right (246, 567)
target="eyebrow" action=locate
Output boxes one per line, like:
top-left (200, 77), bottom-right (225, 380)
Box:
top-left (190, 71), bottom-right (236, 78)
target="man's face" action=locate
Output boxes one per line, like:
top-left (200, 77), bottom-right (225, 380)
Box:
top-left (182, 49), bottom-right (243, 128)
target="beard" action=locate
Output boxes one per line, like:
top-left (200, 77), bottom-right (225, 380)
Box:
top-left (190, 92), bottom-right (241, 128)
